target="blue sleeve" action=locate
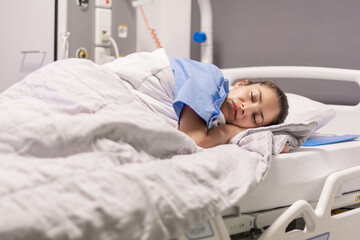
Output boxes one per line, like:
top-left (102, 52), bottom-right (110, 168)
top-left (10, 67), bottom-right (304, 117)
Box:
top-left (169, 57), bottom-right (229, 129)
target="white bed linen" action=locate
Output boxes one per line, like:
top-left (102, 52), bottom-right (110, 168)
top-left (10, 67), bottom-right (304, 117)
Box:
top-left (0, 49), bottom-right (317, 240)
top-left (237, 139), bottom-right (360, 213)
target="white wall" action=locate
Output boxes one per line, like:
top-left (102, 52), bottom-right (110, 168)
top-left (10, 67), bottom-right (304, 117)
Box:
top-left (0, 0), bottom-right (54, 92)
top-left (136, 0), bottom-right (191, 58)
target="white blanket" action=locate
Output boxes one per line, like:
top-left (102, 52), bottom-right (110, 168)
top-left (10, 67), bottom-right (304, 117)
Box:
top-left (0, 49), bottom-right (316, 240)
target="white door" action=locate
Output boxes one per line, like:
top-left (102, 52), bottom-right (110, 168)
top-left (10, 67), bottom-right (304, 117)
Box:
top-left (0, 0), bottom-right (55, 93)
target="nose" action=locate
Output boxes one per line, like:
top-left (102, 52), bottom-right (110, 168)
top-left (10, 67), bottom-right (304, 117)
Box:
top-left (240, 102), bottom-right (247, 114)
top-left (240, 102), bottom-right (256, 113)
top-left (240, 103), bottom-right (246, 112)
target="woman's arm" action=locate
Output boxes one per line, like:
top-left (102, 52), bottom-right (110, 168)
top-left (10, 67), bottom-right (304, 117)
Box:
top-left (178, 105), bottom-right (245, 148)
top-left (179, 104), bottom-right (290, 152)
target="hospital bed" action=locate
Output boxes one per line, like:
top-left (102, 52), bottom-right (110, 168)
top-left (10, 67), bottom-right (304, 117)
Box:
top-left (179, 66), bottom-right (360, 240)
top-left (0, 50), bottom-right (359, 240)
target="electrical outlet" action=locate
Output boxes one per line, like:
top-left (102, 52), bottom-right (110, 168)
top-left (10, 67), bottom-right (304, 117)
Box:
top-left (118, 24), bottom-right (128, 38)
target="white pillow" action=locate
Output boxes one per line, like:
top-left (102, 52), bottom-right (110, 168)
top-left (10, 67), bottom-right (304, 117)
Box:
top-left (284, 93), bottom-right (336, 131)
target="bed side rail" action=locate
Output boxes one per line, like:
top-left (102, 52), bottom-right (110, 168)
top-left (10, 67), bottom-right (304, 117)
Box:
top-left (221, 66), bottom-right (360, 87)
top-left (259, 166), bottom-right (360, 240)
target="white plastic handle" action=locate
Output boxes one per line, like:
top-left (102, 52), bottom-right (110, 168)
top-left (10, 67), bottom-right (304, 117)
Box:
top-left (258, 200), bottom-right (317, 239)
top-left (316, 166), bottom-right (360, 217)
top-left (258, 166), bottom-right (360, 239)
top-left (21, 50), bottom-right (47, 55)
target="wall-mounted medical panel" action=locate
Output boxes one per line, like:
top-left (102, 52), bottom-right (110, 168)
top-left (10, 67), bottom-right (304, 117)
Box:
top-left (95, 0), bottom-right (112, 8)
top-left (58, 0), bottom-right (136, 63)
top-left (95, 8), bottom-right (112, 46)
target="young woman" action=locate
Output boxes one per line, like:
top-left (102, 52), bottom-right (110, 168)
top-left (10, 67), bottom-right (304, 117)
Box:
top-left (170, 57), bottom-right (289, 149)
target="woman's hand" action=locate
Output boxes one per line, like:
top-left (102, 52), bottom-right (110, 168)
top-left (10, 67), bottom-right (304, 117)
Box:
top-left (280, 143), bottom-right (290, 153)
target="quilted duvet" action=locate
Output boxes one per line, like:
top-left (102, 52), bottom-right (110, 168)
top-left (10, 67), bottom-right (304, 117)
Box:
top-left (0, 49), bottom-right (315, 240)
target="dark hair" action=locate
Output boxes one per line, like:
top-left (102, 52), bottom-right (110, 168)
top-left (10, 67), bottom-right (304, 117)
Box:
top-left (244, 80), bottom-right (289, 125)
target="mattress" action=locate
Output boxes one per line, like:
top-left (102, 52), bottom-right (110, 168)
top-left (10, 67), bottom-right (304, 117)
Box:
top-left (236, 139), bottom-right (360, 213)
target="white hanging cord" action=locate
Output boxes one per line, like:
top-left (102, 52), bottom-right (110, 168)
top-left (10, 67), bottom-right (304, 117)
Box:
top-left (109, 37), bottom-right (120, 58)
top-left (60, 31), bottom-right (71, 59)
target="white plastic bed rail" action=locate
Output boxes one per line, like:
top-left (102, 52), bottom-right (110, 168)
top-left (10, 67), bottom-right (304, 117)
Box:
top-left (259, 166), bottom-right (360, 240)
top-left (221, 66), bottom-right (360, 86)
top-left (221, 66), bottom-right (360, 135)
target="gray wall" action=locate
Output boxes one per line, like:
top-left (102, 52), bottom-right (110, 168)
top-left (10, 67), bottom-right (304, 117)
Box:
top-left (66, 0), bottom-right (136, 60)
top-left (112, 0), bottom-right (136, 56)
top-left (191, 0), bottom-right (360, 105)
top-left (67, 1), bottom-right (94, 59)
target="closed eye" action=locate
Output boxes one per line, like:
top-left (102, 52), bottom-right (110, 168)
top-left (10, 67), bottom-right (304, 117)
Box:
top-left (251, 89), bottom-right (262, 103)
top-left (253, 112), bottom-right (264, 125)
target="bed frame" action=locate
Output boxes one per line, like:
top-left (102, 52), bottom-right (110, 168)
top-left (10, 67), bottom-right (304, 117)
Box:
top-left (177, 66), bottom-right (360, 240)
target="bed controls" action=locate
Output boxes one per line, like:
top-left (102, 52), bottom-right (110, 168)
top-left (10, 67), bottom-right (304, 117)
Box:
top-left (223, 214), bottom-right (254, 235)
top-left (177, 215), bottom-right (230, 240)
top-left (185, 221), bottom-right (214, 239)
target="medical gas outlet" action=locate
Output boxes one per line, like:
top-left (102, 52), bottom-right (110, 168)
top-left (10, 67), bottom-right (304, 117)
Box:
top-left (76, 48), bottom-right (89, 59)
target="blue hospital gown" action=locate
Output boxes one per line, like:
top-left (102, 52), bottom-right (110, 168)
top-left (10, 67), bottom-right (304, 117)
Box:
top-left (169, 57), bottom-right (229, 129)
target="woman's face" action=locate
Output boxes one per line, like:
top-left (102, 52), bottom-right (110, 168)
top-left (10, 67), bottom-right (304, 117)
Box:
top-left (220, 81), bottom-right (280, 128)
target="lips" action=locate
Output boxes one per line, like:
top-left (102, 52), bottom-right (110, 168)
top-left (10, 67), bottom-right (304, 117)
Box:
top-left (232, 100), bottom-right (238, 119)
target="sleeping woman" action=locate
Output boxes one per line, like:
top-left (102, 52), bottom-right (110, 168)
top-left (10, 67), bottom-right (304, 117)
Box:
top-left (170, 57), bottom-right (289, 150)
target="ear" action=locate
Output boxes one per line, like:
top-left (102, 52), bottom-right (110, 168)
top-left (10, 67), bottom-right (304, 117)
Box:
top-left (234, 79), bottom-right (250, 88)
